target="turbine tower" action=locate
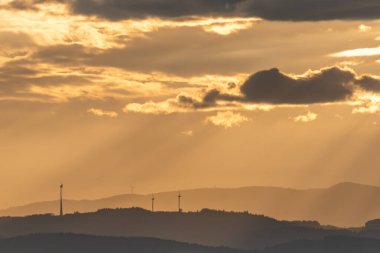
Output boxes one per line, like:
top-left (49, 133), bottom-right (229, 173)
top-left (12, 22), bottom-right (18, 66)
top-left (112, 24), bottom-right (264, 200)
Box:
top-left (151, 194), bottom-right (155, 212)
top-left (60, 184), bottom-right (63, 216)
top-left (178, 192), bottom-right (182, 213)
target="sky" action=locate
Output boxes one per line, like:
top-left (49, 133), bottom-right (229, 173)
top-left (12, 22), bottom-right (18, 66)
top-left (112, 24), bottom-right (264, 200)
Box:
top-left (1, 0), bottom-right (380, 208)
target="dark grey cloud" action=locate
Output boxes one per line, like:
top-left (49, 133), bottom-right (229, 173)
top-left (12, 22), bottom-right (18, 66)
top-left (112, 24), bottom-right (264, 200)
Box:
top-left (139, 89), bottom-right (241, 112)
top-left (176, 89), bottom-right (240, 109)
top-left (203, 89), bottom-right (240, 104)
top-left (7, 0), bottom-right (380, 21)
top-left (356, 76), bottom-right (380, 93)
top-left (242, 0), bottom-right (380, 21)
top-left (68, 0), bottom-right (244, 20)
top-left (197, 67), bottom-right (380, 105)
top-left (240, 67), bottom-right (355, 104)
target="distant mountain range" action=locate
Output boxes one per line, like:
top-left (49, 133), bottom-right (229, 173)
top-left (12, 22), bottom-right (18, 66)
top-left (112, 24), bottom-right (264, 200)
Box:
top-left (4, 234), bottom-right (380, 253)
top-left (2, 182), bottom-right (380, 227)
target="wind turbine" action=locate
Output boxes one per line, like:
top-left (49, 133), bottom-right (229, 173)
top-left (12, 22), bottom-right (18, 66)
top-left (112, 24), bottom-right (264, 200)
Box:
top-left (178, 192), bottom-right (182, 213)
top-left (151, 194), bottom-right (155, 212)
top-left (60, 184), bottom-right (63, 216)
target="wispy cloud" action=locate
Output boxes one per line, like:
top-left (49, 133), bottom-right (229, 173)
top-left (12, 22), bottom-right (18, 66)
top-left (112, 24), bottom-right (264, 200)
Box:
top-left (87, 108), bottom-right (118, 118)
top-left (205, 111), bottom-right (250, 128)
top-left (352, 94), bottom-right (380, 114)
top-left (181, 130), bottom-right (194, 136)
top-left (358, 24), bottom-right (372, 32)
top-left (352, 106), bottom-right (379, 114)
top-left (294, 111), bottom-right (318, 123)
top-left (332, 46), bottom-right (380, 57)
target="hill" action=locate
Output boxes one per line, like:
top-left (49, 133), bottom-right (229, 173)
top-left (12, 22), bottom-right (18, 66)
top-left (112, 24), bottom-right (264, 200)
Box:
top-left (4, 233), bottom-right (380, 253)
top-left (2, 182), bottom-right (380, 227)
top-left (260, 236), bottom-right (380, 253)
top-left (0, 208), bottom-right (351, 250)
top-left (0, 233), bottom-right (245, 253)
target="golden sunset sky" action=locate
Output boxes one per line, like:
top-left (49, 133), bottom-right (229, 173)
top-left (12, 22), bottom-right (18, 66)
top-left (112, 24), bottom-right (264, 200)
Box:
top-left (1, 0), bottom-right (380, 208)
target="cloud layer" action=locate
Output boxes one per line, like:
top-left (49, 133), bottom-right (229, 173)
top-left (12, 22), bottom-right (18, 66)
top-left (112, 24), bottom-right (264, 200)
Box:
top-left (6, 0), bottom-right (380, 21)
top-left (124, 67), bottom-right (380, 115)
top-left (212, 67), bottom-right (380, 105)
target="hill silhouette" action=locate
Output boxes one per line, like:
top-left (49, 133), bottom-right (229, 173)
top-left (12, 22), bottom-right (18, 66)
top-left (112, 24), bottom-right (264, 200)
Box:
top-left (3, 233), bottom-right (380, 253)
top-left (259, 236), bottom-right (380, 253)
top-left (0, 233), bottom-right (246, 253)
top-left (0, 208), bottom-right (352, 250)
top-left (1, 182), bottom-right (380, 227)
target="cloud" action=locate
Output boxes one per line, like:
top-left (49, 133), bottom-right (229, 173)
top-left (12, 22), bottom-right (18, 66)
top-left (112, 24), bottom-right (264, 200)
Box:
top-left (123, 66), bottom-right (380, 115)
top-left (0, 59), bottom-right (98, 101)
top-left (123, 92), bottom-right (271, 115)
top-left (87, 108), bottom-right (118, 118)
top-left (240, 67), bottom-right (355, 104)
top-left (358, 24), bottom-right (372, 32)
top-left (0, 31), bottom-right (35, 48)
top-left (5, 60), bottom-right (373, 110)
top-left (21, 20), bottom-right (376, 77)
top-left (238, 67), bottom-right (380, 105)
top-left (352, 105), bottom-right (379, 114)
top-left (124, 101), bottom-right (179, 115)
top-left (352, 94), bottom-right (380, 114)
top-left (123, 94), bottom-right (196, 115)
top-left (294, 111), bottom-right (318, 123)
top-left (0, 48), bottom-right (190, 102)
top-left (205, 111), bottom-right (250, 128)
top-left (333, 46), bottom-right (380, 57)
top-left (7, 0), bottom-right (380, 21)
top-left (356, 76), bottom-right (380, 93)
top-left (181, 130), bottom-right (193, 136)
top-left (242, 0), bottom-right (380, 21)
top-left (123, 89), bottom-right (242, 115)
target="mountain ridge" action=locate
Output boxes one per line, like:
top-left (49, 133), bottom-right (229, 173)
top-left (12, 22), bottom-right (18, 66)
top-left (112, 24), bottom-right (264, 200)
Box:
top-left (0, 207), bottom-right (351, 250)
top-left (2, 182), bottom-right (380, 227)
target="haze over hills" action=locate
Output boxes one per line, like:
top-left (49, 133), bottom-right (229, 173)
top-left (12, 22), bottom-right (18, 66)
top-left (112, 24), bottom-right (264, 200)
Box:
top-left (2, 182), bottom-right (380, 227)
